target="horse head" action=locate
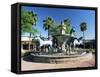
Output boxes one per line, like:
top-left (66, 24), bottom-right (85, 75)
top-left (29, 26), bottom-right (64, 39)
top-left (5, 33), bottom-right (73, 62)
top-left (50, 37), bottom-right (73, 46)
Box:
top-left (33, 35), bottom-right (40, 40)
top-left (78, 37), bottom-right (83, 42)
top-left (74, 38), bottom-right (83, 46)
top-left (70, 28), bottom-right (76, 37)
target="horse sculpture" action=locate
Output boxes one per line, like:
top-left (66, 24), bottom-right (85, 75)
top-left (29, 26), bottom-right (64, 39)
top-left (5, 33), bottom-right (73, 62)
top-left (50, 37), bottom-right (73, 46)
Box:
top-left (34, 36), bottom-right (53, 54)
top-left (73, 37), bottom-right (83, 47)
top-left (52, 36), bottom-right (58, 52)
top-left (65, 28), bottom-right (76, 52)
top-left (65, 36), bottom-right (83, 54)
top-left (65, 28), bottom-right (83, 54)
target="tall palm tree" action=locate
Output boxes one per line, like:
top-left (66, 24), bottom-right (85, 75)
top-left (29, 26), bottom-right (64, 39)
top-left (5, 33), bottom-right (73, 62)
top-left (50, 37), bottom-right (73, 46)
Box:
top-left (80, 22), bottom-right (87, 49)
top-left (28, 11), bottom-right (38, 51)
top-left (21, 10), bottom-right (38, 51)
top-left (43, 16), bottom-right (54, 39)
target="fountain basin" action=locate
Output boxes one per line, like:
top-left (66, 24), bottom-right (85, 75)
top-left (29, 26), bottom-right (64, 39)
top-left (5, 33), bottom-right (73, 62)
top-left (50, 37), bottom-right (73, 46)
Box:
top-left (31, 52), bottom-right (93, 63)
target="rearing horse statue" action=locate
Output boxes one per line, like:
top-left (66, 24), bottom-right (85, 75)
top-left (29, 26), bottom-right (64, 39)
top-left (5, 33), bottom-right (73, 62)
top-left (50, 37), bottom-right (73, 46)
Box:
top-left (65, 28), bottom-right (83, 54)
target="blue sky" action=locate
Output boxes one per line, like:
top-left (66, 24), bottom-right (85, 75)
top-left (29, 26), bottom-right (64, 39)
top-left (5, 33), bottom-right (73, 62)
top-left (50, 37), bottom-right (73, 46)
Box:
top-left (21, 6), bottom-right (95, 40)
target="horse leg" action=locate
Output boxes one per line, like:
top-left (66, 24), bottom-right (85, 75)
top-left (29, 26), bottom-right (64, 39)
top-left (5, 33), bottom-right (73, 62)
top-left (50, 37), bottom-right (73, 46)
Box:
top-left (50, 45), bottom-right (53, 54)
top-left (65, 45), bottom-right (67, 55)
top-left (43, 46), bottom-right (45, 54)
top-left (45, 46), bottom-right (47, 53)
top-left (40, 46), bottom-right (43, 54)
top-left (47, 45), bottom-right (49, 54)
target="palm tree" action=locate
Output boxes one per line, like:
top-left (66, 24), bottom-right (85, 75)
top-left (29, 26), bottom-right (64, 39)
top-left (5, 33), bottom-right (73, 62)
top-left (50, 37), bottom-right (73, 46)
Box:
top-left (21, 10), bottom-right (38, 51)
top-left (43, 16), bottom-right (54, 39)
top-left (64, 18), bottom-right (71, 34)
top-left (28, 11), bottom-right (38, 51)
top-left (80, 22), bottom-right (87, 49)
top-left (63, 19), bottom-right (71, 54)
top-left (49, 23), bottom-right (60, 36)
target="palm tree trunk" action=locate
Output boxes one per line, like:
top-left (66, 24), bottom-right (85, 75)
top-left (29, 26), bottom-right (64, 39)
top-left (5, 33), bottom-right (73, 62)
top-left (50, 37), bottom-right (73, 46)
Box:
top-left (48, 30), bottom-right (49, 39)
top-left (83, 32), bottom-right (85, 49)
top-left (48, 27), bottom-right (50, 39)
top-left (29, 32), bottom-right (31, 51)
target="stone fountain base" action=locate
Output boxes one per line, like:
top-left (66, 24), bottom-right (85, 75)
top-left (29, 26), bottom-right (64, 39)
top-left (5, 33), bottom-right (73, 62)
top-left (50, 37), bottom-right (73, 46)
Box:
top-left (31, 52), bottom-right (93, 63)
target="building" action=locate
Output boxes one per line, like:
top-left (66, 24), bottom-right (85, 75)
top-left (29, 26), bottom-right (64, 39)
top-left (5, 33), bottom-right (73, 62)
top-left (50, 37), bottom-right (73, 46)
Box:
top-left (76, 39), bottom-right (95, 49)
top-left (21, 36), bottom-right (39, 51)
top-left (84, 39), bottom-right (95, 49)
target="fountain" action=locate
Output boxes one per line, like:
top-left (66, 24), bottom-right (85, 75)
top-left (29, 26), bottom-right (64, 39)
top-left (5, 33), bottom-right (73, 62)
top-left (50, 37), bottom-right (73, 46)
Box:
top-left (30, 21), bottom-right (91, 63)
top-left (54, 21), bottom-right (70, 53)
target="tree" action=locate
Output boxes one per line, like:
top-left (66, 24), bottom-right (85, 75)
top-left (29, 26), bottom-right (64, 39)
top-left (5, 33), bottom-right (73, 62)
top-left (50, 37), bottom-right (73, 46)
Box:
top-left (43, 16), bottom-right (54, 39)
top-left (64, 19), bottom-right (71, 34)
top-left (21, 10), bottom-right (38, 51)
top-left (49, 23), bottom-right (60, 36)
top-left (80, 22), bottom-right (87, 49)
